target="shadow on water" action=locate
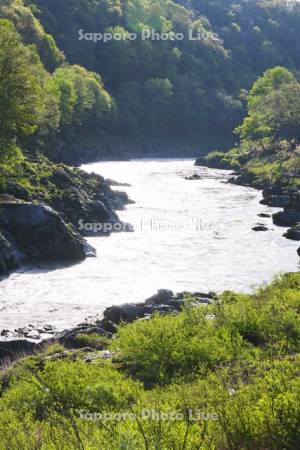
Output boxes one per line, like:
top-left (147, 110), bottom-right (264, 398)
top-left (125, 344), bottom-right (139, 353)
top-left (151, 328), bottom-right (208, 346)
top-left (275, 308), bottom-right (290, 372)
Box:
top-left (1, 259), bottom-right (85, 279)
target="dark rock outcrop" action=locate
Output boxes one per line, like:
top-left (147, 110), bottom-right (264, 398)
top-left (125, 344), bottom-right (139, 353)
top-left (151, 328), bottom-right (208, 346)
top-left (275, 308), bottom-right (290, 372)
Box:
top-left (229, 172), bottom-right (257, 187)
top-left (262, 186), bottom-right (283, 198)
top-left (194, 157), bottom-right (206, 167)
top-left (103, 303), bottom-right (149, 324)
top-left (103, 289), bottom-right (214, 325)
top-left (0, 201), bottom-right (90, 262)
top-left (0, 164), bottom-right (134, 238)
top-left (284, 224), bottom-right (300, 241)
top-left (56, 322), bottom-right (115, 348)
top-left (48, 168), bottom-right (126, 236)
top-left (260, 195), bottom-right (290, 207)
top-left (0, 160), bottom-right (136, 278)
top-left (273, 210), bottom-right (300, 227)
top-left (145, 289), bottom-right (174, 305)
top-left (0, 232), bottom-right (18, 276)
top-left (0, 339), bottom-right (37, 361)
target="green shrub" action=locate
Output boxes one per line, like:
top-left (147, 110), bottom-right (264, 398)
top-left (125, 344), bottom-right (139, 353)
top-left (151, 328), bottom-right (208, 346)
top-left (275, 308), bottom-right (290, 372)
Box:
top-left (113, 274), bottom-right (300, 385)
top-left (72, 333), bottom-right (109, 350)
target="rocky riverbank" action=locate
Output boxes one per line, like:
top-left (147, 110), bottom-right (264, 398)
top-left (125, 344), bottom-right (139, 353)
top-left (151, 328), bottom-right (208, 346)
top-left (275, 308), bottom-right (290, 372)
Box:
top-left (195, 157), bottom-right (300, 255)
top-left (0, 157), bottom-right (133, 278)
top-left (0, 289), bottom-right (216, 362)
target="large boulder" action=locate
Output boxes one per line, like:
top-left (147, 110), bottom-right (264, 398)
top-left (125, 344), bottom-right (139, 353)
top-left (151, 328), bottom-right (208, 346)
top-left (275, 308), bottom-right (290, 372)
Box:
top-left (260, 195), bottom-right (290, 207)
top-left (145, 289), bottom-right (175, 305)
top-left (194, 157), bottom-right (206, 167)
top-left (273, 210), bottom-right (300, 227)
top-left (0, 339), bottom-right (37, 361)
top-left (262, 186), bottom-right (282, 198)
top-left (103, 303), bottom-right (149, 324)
top-left (230, 172), bottom-right (256, 187)
top-left (0, 232), bottom-right (18, 276)
top-left (283, 190), bottom-right (300, 211)
top-left (284, 224), bottom-right (300, 241)
top-left (0, 202), bottom-right (90, 261)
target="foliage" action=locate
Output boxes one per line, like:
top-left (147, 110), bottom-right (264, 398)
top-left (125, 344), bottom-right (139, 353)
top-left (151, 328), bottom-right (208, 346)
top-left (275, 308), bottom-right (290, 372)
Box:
top-left (203, 66), bottom-right (300, 186)
top-left (113, 273), bottom-right (300, 384)
top-left (2, 1), bottom-right (300, 159)
top-left (0, 4), bottom-right (114, 163)
top-left (0, 273), bottom-right (299, 449)
top-left (27, 0), bottom-right (300, 149)
top-left (236, 67), bottom-right (300, 143)
top-left (0, 19), bottom-right (43, 152)
top-left (0, 0), bottom-right (64, 71)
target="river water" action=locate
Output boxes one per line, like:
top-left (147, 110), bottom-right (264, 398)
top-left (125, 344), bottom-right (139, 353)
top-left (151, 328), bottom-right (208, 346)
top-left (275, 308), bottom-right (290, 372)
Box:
top-left (0, 159), bottom-right (299, 331)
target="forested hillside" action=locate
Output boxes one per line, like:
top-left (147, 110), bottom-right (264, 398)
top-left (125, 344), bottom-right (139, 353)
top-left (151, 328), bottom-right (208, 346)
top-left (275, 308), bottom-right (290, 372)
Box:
top-left (1, 0), bottom-right (300, 162)
top-left (0, 0), bottom-right (116, 163)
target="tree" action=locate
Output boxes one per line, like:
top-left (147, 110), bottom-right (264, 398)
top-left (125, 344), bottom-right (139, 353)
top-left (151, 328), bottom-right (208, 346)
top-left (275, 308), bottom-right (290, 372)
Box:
top-left (0, 19), bottom-right (42, 156)
top-left (236, 67), bottom-right (300, 143)
top-left (53, 68), bottom-right (78, 127)
top-left (256, 81), bottom-right (300, 142)
top-left (143, 78), bottom-right (173, 130)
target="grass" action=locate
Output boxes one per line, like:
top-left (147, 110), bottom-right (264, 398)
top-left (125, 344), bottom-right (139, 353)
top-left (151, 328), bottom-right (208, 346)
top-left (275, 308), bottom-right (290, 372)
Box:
top-left (0, 273), bottom-right (299, 449)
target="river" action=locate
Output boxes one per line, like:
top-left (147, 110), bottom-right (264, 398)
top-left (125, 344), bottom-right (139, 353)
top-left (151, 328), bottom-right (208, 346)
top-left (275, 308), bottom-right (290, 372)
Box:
top-left (0, 159), bottom-right (299, 331)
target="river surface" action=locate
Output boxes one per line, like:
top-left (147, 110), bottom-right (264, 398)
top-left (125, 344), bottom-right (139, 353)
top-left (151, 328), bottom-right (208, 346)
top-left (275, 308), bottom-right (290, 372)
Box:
top-left (0, 159), bottom-right (299, 331)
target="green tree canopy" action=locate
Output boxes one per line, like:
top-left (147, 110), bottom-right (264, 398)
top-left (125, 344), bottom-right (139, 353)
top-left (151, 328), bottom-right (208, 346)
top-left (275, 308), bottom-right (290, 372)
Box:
top-left (0, 19), bottom-right (43, 157)
top-left (236, 67), bottom-right (300, 143)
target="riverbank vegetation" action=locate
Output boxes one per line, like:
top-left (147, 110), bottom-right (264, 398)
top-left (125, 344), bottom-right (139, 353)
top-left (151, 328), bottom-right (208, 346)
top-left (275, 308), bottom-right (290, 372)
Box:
top-left (0, 273), bottom-right (299, 448)
top-left (199, 66), bottom-right (300, 187)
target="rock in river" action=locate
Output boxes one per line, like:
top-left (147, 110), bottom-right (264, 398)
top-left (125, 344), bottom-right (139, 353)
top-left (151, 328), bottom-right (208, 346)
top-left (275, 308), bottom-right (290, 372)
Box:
top-left (252, 224), bottom-right (268, 232)
top-left (273, 210), bottom-right (300, 227)
top-left (284, 224), bottom-right (300, 241)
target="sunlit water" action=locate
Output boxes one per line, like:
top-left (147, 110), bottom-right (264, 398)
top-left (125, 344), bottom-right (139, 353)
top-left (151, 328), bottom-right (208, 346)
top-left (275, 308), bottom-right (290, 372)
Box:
top-left (0, 159), bottom-right (299, 331)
